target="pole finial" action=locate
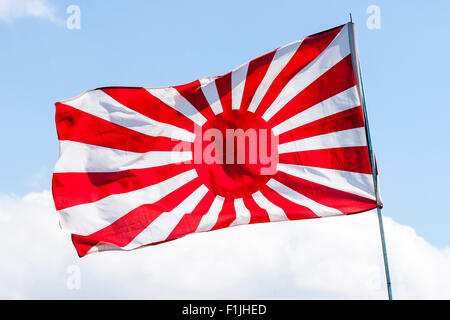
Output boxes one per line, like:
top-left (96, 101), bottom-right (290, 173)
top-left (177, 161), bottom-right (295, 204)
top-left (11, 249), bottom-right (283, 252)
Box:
top-left (349, 13), bottom-right (353, 23)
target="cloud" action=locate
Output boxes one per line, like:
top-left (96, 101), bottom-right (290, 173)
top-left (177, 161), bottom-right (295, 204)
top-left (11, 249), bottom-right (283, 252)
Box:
top-left (0, 190), bottom-right (449, 299)
top-left (0, 0), bottom-right (56, 22)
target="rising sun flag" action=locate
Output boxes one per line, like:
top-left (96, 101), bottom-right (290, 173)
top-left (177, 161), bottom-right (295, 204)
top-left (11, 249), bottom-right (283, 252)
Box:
top-left (52, 22), bottom-right (384, 261)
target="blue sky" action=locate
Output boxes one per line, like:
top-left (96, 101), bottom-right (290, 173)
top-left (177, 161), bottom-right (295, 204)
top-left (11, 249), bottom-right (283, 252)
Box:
top-left (1, 0), bottom-right (449, 247)
top-left (0, 0), bottom-right (450, 299)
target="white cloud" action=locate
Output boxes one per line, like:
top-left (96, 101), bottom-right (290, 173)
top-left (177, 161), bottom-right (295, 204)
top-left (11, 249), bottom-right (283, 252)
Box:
top-left (0, 0), bottom-right (56, 22)
top-left (0, 190), bottom-right (449, 299)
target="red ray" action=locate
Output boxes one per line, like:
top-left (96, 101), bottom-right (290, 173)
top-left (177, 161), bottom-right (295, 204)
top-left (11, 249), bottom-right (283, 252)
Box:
top-left (214, 72), bottom-right (232, 113)
top-left (240, 50), bottom-right (277, 110)
top-left (102, 87), bottom-right (197, 134)
top-left (174, 80), bottom-right (216, 121)
top-left (56, 103), bottom-right (191, 153)
top-left (243, 196), bottom-right (271, 224)
top-left (267, 54), bottom-right (356, 127)
top-left (277, 106), bottom-right (365, 144)
top-left (210, 198), bottom-right (236, 230)
top-left (166, 191), bottom-right (216, 241)
top-left (254, 25), bottom-right (344, 117)
top-left (71, 178), bottom-right (203, 257)
top-left (273, 171), bottom-right (377, 214)
top-left (52, 163), bottom-right (193, 210)
top-left (278, 146), bottom-right (372, 174)
top-left (259, 184), bottom-right (318, 220)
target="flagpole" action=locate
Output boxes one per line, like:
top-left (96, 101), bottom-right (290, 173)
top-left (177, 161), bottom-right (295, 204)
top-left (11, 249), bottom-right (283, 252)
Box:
top-left (347, 21), bottom-right (393, 300)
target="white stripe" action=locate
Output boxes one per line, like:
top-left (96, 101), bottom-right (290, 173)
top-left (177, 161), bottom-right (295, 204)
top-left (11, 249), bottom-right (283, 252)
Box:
top-left (199, 76), bottom-right (216, 86)
top-left (195, 196), bottom-right (225, 232)
top-left (147, 87), bottom-right (207, 127)
top-left (59, 169), bottom-right (198, 235)
top-left (262, 25), bottom-right (351, 121)
top-left (201, 80), bottom-right (223, 115)
top-left (277, 163), bottom-right (376, 200)
top-left (247, 39), bottom-right (303, 113)
top-left (252, 191), bottom-right (289, 222)
top-left (54, 140), bottom-right (192, 173)
top-left (61, 89), bottom-right (195, 143)
top-left (266, 179), bottom-right (342, 217)
top-left (272, 86), bottom-right (360, 136)
top-left (124, 185), bottom-right (210, 249)
top-left (231, 63), bottom-right (249, 110)
top-left (278, 127), bottom-right (367, 154)
top-left (229, 198), bottom-right (251, 226)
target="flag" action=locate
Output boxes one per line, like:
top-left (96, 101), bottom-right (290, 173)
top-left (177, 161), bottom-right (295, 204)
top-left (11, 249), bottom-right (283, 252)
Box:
top-left (53, 23), bottom-right (381, 257)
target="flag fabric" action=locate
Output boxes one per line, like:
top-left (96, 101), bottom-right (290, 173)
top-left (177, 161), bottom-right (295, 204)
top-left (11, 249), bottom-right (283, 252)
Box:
top-left (53, 23), bottom-right (381, 257)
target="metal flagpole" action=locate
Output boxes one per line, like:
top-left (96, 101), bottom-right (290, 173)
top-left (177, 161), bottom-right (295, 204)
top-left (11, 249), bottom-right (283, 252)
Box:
top-left (347, 20), bottom-right (393, 300)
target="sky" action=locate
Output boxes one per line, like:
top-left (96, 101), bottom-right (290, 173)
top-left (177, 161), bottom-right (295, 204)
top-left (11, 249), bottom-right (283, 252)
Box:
top-left (0, 0), bottom-right (449, 299)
